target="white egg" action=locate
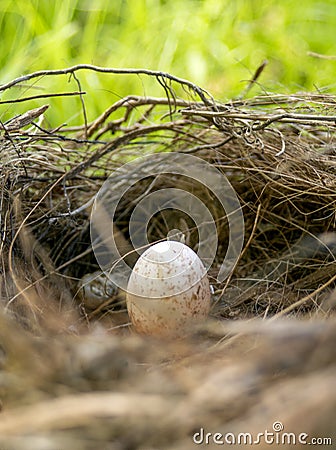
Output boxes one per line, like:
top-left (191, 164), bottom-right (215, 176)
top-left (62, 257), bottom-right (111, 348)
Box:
top-left (126, 240), bottom-right (211, 337)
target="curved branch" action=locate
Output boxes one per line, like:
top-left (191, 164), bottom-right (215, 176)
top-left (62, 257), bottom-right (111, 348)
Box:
top-left (0, 64), bottom-right (214, 106)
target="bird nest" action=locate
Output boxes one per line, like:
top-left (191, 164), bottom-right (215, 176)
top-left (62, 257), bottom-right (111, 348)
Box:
top-left (0, 66), bottom-right (335, 448)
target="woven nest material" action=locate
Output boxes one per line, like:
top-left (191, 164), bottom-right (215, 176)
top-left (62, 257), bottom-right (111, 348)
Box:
top-left (0, 67), bottom-right (336, 448)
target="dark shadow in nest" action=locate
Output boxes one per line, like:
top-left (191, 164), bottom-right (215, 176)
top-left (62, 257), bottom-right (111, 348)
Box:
top-left (113, 172), bottom-right (229, 259)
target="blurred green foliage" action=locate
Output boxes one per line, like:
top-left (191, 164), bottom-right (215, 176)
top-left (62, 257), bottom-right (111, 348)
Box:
top-left (1, 0), bottom-right (335, 125)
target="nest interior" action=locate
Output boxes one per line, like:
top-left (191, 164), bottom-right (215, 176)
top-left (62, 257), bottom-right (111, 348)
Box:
top-left (0, 67), bottom-right (335, 448)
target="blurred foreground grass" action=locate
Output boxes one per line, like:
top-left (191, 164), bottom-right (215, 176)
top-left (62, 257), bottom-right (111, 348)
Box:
top-left (1, 0), bottom-right (336, 125)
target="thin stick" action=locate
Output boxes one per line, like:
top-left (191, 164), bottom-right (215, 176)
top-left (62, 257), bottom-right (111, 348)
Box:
top-left (181, 109), bottom-right (336, 124)
top-left (238, 59), bottom-right (268, 99)
top-left (0, 64), bottom-right (214, 106)
top-left (307, 51), bottom-right (336, 60)
top-left (0, 91), bottom-right (85, 105)
top-left (271, 270), bottom-right (336, 319)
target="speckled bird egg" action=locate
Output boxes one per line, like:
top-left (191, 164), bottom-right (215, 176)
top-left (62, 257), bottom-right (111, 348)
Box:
top-left (126, 240), bottom-right (211, 337)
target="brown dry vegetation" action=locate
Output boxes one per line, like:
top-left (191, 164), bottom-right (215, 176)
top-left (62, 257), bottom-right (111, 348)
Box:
top-left (0, 68), bottom-right (335, 449)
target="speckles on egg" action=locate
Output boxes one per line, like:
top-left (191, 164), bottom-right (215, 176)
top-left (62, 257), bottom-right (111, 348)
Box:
top-left (126, 241), bottom-right (211, 337)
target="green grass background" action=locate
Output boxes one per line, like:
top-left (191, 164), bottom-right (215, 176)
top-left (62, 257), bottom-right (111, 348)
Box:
top-left (1, 0), bottom-right (335, 125)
